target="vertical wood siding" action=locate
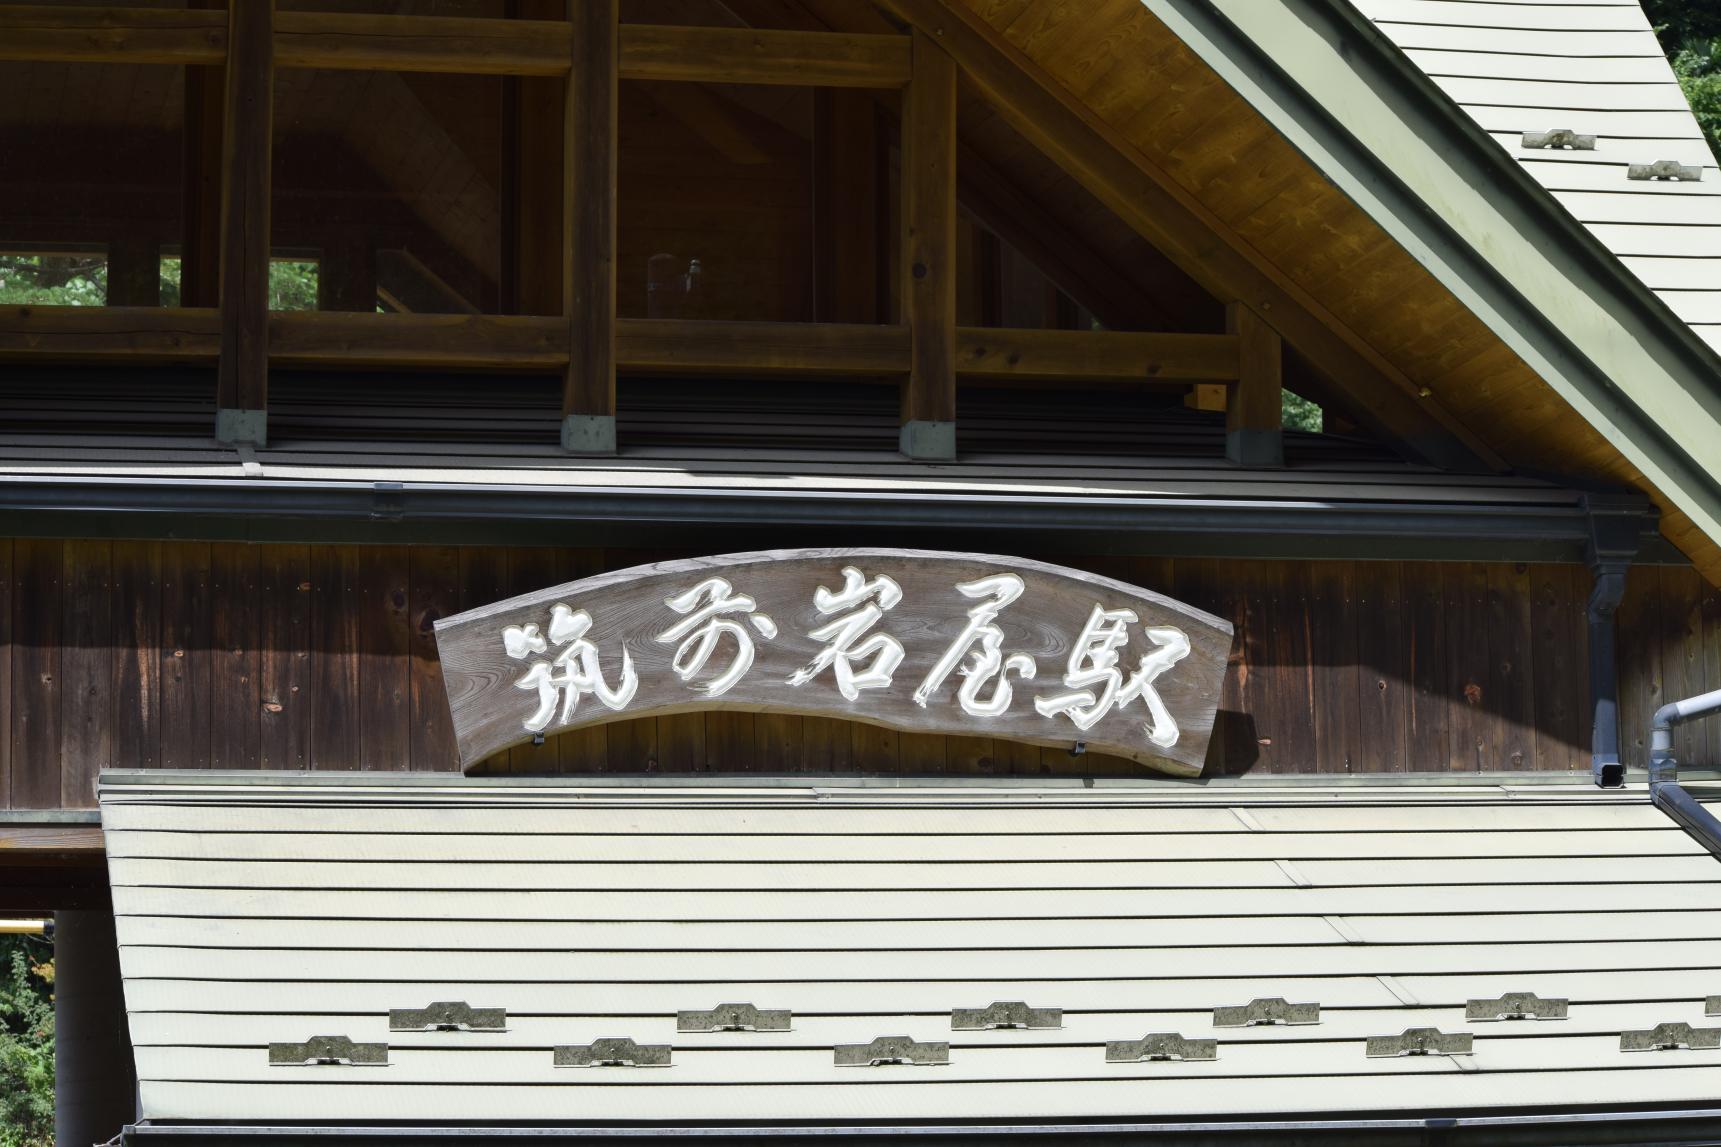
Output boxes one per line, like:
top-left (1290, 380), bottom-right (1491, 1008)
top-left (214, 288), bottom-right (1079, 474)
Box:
top-left (0, 539), bottom-right (1711, 807)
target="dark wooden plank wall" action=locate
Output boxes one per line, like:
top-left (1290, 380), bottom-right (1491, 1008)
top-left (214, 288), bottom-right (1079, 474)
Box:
top-left (1, 540), bottom-right (1709, 808)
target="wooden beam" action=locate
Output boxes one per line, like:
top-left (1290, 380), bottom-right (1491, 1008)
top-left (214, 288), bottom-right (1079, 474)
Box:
top-left (561, 0), bottom-right (619, 455)
top-left (273, 10), bottom-right (567, 75)
top-left (0, 5), bottom-right (224, 65)
top-left (0, 307), bottom-right (219, 363)
top-left (1226, 302), bottom-right (1284, 467)
top-left (621, 24), bottom-right (910, 88)
top-left (213, 0), bottom-right (273, 446)
top-left (0, 824), bottom-right (105, 860)
top-left (0, 309), bottom-right (1248, 386)
top-left (901, 28), bottom-right (958, 461)
top-left (617, 318), bottom-right (907, 376)
top-left (958, 328), bottom-right (1239, 383)
top-left (878, 0), bottom-right (1500, 473)
top-left (270, 312), bottom-right (564, 369)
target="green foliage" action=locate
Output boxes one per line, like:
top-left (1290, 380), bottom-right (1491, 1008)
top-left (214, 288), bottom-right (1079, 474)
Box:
top-left (0, 933), bottom-right (55, 1147)
top-left (1643, 0), bottom-right (1721, 162)
top-left (1, 253), bottom-right (318, 311)
top-left (1282, 389), bottom-right (1322, 434)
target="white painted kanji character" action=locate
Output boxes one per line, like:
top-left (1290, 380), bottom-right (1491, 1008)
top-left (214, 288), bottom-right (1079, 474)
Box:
top-left (503, 603), bottom-right (638, 734)
top-left (912, 573), bottom-right (1037, 717)
top-left (655, 576), bottom-right (778, 698)
top-left (1034, 605), bottom-right (1191, 747)
top-left (787, 566), bottom-right (904, 701)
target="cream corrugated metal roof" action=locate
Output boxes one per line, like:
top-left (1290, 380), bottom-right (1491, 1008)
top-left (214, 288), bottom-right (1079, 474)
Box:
top-left (1350, 0), bottom-right (1721, 354)
top-left (102, 775), bottom-right (1721, 1126)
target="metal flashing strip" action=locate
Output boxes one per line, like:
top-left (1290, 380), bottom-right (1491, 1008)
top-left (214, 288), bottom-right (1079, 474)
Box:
top-left (0, 472), bottom-right (1665, 564)
top-left (115, 1106), bottom-right (1721, 1143)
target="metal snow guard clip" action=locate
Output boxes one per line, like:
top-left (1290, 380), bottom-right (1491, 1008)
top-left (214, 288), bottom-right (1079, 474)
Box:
top-left (1629, 160), bottom-right (1702, 181)
top-left (1466, 992), bottom-right (1568, 1022)
top-left (1365, 1028), bottom-right (1474, 1057)
top-left (1105, 1033), bottom-right (1218, 1062)
top-left (389, 1001), bottom-right (507, 1031)
top-left (554, 1038), bottom-right (672, 1067)
top-left (1213, 997), bottom-right (1319, 1027)
top-left (677, 1003), bottom-right (791, 1032)
top-left (1621, 1022), bottom-right (1721, 1051)
top-left (269, 1036), bottom-right (388, 1066)
top-left (835, 1036), bottom-right (950, 1066)
top-left (952, 1001), bottom-right (1062, 1030)
top-left (1521, 129), bottom-right (1595, 150)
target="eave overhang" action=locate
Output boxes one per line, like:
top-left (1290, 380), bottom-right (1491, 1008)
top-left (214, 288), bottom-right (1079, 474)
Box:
top-left (1144, 0), bottom-right (1721, 572)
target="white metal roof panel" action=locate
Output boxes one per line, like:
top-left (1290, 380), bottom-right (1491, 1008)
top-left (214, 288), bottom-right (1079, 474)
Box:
top-left (1351, 0), bottom-right (1721, 343)
top-left (100, 776), bottom-right (1721, 1126)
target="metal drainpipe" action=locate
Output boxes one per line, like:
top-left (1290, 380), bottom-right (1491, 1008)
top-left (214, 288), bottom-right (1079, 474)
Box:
top-left (1648, 687), bottom-right (1721, 858)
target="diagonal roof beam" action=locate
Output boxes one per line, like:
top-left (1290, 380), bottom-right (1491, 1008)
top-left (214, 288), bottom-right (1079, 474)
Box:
top-left (879, 0), bottom-right (1502, 473)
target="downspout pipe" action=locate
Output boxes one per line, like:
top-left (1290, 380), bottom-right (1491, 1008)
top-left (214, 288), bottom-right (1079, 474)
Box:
top-left (1648, 688), bottom-right (1721, 858)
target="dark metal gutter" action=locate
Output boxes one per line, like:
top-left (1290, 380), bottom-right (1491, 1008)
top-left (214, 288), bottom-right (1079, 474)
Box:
top-left (116, 1106), bottom-right (1721, 1146)
top-left (0, 474), bottom-right (1678, 562)
top-left (1154, 0), bottom-right (1721, 557)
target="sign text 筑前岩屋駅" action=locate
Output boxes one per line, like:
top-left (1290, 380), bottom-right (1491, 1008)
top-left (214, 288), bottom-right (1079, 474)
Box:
top-left (433, 550), bottom-right (1233, 776)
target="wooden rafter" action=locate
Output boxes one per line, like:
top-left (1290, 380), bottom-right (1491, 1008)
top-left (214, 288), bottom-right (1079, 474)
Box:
top-left (876, 0), bottom-right (1501, 473)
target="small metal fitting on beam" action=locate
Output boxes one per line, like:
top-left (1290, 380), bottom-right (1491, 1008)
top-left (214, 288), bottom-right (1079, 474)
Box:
top-left (269, 1036), bottom-right (388, 1066)
top-left (1628, 160), bottom-right (1702, 182)
top-left (1621, 1022), bottom-right (1721, 1051)
top-left (1213, 997), bottom-right (1320, 1027)
top-left (1466, 992), bottom-right (1568, 1022)
top-left (389, 1002), bottom-right (507, 1032)
top-left (1365, 1028), bottom-right (1473, 1057)
top-left (951, 1001), bottom-right (1062, 1030)
top-left (677, 1004), bottom-right (791, 1032)
top-left (1521, 129), bottom-right (1595, 150)
top-left (834, 1036), bottom-right (950, 1066)
top-left (1105, 1033), bottom-right (1218, 1062)
top-left (554, 1038), bottom-right (672, 1067)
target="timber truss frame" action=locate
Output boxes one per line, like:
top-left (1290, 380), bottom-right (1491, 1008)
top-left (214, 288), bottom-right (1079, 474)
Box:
top-left (0, 1), bottom-right (1484, 469)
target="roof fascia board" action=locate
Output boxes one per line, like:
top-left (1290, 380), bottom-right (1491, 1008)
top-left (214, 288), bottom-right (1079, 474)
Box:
top-left (1144, 0), bottom-right (1721, 554)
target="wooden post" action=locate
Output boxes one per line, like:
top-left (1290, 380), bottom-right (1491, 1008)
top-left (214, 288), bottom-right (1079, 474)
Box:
top-left (1226, 301), bottom-right (1283, 467)
top-left (560, 0), bottom-right (618, 455)
top-left (214, 0), bottom-right (274, 446)
top-left (181, 0), bottom-right (224, 308)
top-left (106, 238), bottom-right (161, 307)
top-left (501, 0), bottom-right (565, 317)
top-left (316, 232), bottom-right (376, 313)
top-left (900, 28), bottom-right (957, 462)
top-left (814, 89), bottom-right (880, 324)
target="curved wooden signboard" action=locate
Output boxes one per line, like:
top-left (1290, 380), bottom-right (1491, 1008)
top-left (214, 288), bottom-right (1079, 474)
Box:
top-left (434, 549), bottom-right (1233, 776)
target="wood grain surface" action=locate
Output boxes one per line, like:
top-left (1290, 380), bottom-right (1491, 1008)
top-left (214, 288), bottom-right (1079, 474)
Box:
top-left (435, 549), bottom-right (1233, 776)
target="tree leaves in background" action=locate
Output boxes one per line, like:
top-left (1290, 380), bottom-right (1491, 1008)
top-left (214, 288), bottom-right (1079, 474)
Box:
top-left (1642, 0), bottom-right (1721, 162)
top-left (0, 933), bottom-right (55, 1147)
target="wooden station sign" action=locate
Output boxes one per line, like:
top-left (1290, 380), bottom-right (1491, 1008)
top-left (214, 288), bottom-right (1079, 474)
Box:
top-left (434, 550), bottom-right (1233, 776)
